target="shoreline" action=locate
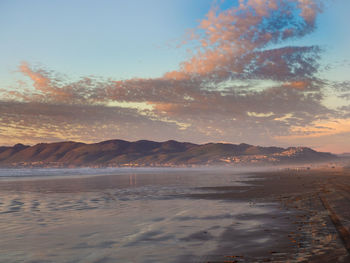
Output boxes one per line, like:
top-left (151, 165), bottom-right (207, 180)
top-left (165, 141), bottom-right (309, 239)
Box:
top-left (0, 166), bottom-right (275, 182)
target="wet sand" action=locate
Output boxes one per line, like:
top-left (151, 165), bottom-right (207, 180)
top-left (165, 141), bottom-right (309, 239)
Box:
top-left (189, 168), bottom-right (350, 262)
top-left (0, 168), bottom-right (349, 262)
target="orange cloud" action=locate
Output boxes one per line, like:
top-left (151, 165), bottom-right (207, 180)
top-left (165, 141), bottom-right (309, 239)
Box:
top-left (283, 80), bottom-right (310, 90)
top-left (19, 62), bottom-right (51, 92)
top-left (284, 118), bottom-right (350, 138)
top-left (18, 62), bottom-right (95, 103)
top-left (274, 118), bottom-right (350, 153)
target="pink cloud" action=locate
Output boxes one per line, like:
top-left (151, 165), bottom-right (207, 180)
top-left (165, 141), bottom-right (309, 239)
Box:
top-left (165, 0), bottom-right (324, 79)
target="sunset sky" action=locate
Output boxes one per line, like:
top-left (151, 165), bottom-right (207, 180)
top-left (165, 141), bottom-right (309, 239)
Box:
top-left (1, 0), bottom-right (350, 153)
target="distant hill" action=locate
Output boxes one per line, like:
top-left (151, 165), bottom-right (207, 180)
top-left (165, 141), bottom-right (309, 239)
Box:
top-left (0, 140), bottom-right (336, 168)
top-left (338, 153), bottom-right (350, 158)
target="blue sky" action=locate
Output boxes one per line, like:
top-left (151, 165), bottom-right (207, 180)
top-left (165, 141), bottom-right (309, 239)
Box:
top-left (0, 0), bottom-right (350, 153)
top-left (0, 0), bottom-right (213, 81)
top-left (1, 0), bottom-right (348, 82)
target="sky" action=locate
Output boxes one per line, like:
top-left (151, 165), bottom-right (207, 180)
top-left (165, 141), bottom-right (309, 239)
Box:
top-left (0, 0), bottom-right (350, 153)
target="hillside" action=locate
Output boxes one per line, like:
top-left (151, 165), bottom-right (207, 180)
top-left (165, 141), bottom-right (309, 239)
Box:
top-left (0, 140), bottom-right (336, 168)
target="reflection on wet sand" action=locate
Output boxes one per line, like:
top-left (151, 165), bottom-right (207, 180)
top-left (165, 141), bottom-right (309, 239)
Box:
top-left (0, 169), bottom-right (349, 262)
top-left (129, 174), bottom-right (137, 186)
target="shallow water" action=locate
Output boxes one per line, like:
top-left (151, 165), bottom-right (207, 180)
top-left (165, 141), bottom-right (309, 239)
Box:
top-left (0, 168), bottom-right (280, 263)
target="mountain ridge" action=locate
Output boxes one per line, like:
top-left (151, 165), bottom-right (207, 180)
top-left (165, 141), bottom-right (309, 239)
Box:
top-left (0, 139), bottom-right (336, 168)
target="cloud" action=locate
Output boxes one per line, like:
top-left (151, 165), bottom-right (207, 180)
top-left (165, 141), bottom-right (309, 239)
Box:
top-left (18, 62), bottom-right (72, 102)
top-left (0, 101), bottom-right (194, 146)
top-left (2, 0), bottom-right (348, 150)
top-left (10, 62), bottom-right (110, 104)
top-left (333, 81), bottom-right (350, 100)
top-left (274, 118), bottom-right (350, 153)
top-left (165, 0), bottom-right (324, 79)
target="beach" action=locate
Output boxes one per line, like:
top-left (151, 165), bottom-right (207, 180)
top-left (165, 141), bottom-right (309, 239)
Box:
top-left (191, 168), bottom-right (350, 262)
top-left (0, 168), bottom-right (349, 262)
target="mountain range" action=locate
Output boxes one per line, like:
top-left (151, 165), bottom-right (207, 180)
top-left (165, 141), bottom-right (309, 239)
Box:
top-left (0, 140), bottom-right (337, 168)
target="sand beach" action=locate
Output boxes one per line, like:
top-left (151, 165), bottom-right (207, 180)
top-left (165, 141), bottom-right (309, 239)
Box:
top-left (0, 168), bottom-right (349, 262)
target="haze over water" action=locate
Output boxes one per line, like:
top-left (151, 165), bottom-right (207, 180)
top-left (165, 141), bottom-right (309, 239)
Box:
top-left (0, 168), bottom-right (283, 262)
